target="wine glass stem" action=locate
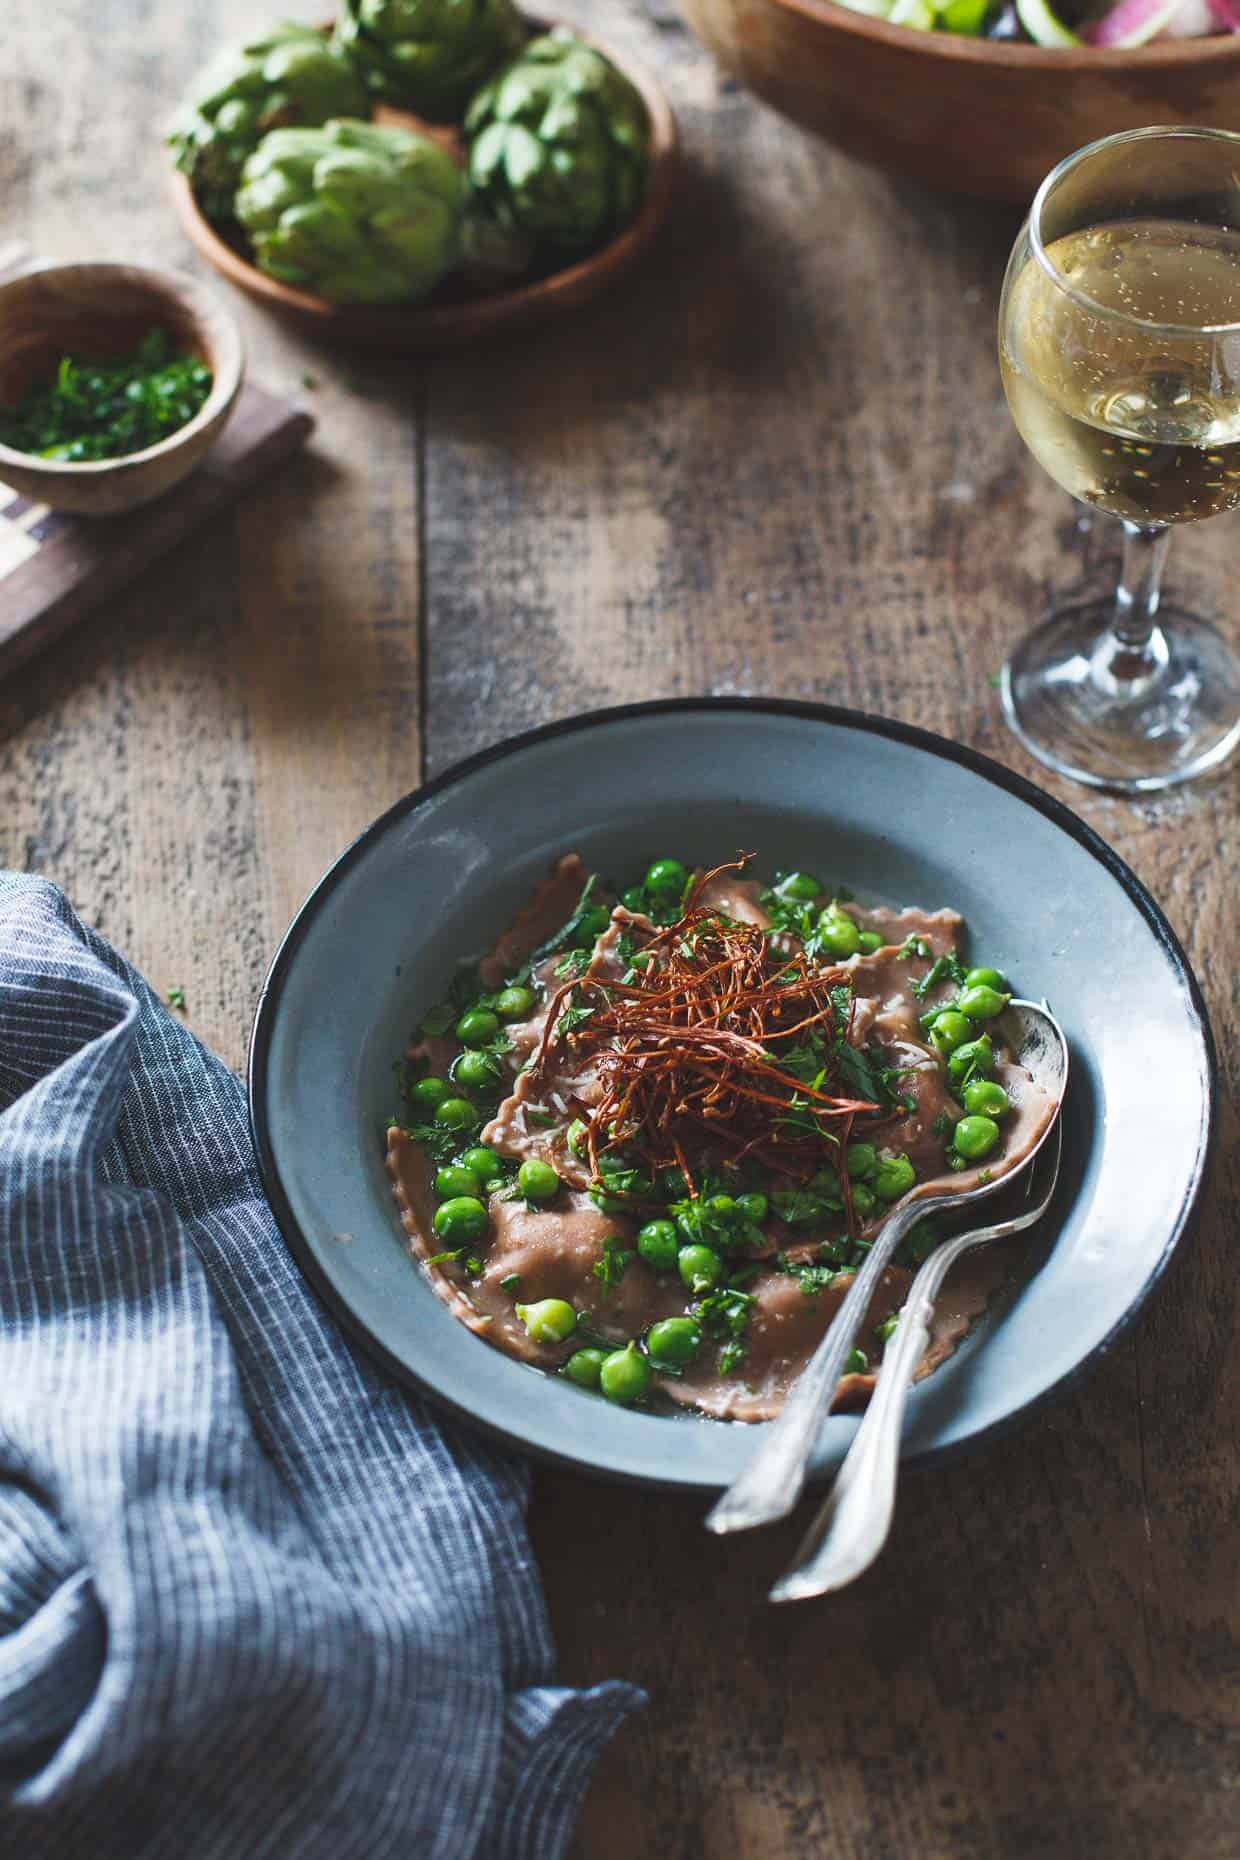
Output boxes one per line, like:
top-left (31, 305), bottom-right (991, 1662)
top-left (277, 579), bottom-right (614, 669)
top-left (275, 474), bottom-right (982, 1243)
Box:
top-left (1095, 520), bottom-right (1172, 691)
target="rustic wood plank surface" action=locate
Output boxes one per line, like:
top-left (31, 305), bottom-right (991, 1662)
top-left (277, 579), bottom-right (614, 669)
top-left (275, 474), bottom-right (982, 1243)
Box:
top-left (2, 4), bottom-right (1236, 1856)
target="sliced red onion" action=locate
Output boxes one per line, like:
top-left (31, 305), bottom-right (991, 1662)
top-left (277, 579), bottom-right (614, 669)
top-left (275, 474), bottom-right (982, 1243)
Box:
top-left (1085, 0), bottom-right (1195, 43)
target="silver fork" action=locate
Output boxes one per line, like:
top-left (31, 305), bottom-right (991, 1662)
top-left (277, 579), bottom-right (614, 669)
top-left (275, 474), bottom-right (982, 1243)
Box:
top-left (769, 1120), bottom-right (1063, 1602)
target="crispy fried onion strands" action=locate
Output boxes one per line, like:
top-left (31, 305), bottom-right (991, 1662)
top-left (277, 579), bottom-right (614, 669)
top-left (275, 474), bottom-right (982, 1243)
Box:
top-left (529, 858), bottom-right (879, 1205)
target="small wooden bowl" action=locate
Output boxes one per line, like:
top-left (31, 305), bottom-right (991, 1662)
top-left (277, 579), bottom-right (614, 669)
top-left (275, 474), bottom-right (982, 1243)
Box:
top-left (676, 0), bottom-right (1240, 202)
top-left (0, 262), bottom-right (244, 516)
top-left (170, 22), bottom-right (677, 353)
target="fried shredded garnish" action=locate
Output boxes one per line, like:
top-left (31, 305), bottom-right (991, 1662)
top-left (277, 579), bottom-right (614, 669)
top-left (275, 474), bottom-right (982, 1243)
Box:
top-left (529, 857), bottom-right (878, 1209)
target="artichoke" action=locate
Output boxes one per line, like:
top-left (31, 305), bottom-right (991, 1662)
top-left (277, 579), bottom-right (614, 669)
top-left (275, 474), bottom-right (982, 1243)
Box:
top-left (235, 120), bottom-right (466, 305)
top-left (334, 0), bottom-right (525, 124)
top-left (464, 32), bottom-right (650, 255)
top-left (170, 24), bottom-right (369, 221)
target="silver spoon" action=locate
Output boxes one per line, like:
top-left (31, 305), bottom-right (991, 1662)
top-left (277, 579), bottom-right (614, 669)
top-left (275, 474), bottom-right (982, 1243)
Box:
top-left (704, 1000), bottom-right (1069, 1537)
top-left (769, 1118), bottom-right (1063, 1602)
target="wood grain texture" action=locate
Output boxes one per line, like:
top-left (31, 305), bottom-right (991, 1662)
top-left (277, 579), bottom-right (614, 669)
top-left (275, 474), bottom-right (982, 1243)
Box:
top-left (2, 2), bottom-right (1238, 1857)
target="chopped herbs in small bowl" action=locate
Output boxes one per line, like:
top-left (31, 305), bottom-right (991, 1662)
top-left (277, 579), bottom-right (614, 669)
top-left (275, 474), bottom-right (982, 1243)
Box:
top-left (0, 329), bottom-right (213, 465)
top-left (0, 262), bottom-right (243, 515)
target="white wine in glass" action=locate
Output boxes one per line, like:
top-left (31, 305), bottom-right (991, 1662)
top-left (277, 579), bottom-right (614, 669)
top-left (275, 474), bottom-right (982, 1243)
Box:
top-left (998, 130), bottom-right (1240, 791)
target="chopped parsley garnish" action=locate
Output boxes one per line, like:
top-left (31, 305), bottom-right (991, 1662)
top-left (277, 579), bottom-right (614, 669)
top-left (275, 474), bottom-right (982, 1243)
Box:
top-left (166, 985), bottom-right (186, 1011)
top-left (790, 1262), bottom-right (839, 1297)
top-left (912, 951), bottom-right (969, 1002)
top-left (592, 1236), bottom-right (634, 1288)
top-left (0, 329), bottom-right (213, 462)
top-left (770, 1186), bottom-right (841, 1227)
top-left (553, 947), bottom-right (590, 980)
top-left (896, 934), bottom-right (932, 961)
top-left (427, 1247), bottom-right (482, 1274)
top-left (399, 1121), bottom-right (460, 1164)
top-left (527, 875), bottom-right (603, 966)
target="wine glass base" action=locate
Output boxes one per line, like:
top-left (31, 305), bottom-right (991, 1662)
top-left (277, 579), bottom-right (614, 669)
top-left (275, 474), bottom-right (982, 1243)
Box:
top-left (1001, 599), bottom-right (1240, 794)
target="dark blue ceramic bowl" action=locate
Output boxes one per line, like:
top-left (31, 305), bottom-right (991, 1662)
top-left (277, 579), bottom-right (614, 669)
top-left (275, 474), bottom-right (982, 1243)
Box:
top-left (249, 701), bottom-right (1215, 1488)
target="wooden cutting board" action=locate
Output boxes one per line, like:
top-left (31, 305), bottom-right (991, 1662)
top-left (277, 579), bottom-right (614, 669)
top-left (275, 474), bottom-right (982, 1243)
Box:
top-left (0, 245), bottom-right (313, 681)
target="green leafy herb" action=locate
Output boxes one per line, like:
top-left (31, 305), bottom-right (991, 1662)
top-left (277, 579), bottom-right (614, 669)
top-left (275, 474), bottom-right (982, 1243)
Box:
top-left (896, 934), bottom-right (932, 961)
top-left (0, 329), bottom-right (212, 463)
top-left (527, 875), bottom-right (602, 967)
top-left (932, 1111), bottom-right (954, 1138)
top-left (553, 947), bottom-right (590, 980)
top-left (911, 951), bottom-right (968, 1001)
top-left (166, 985), bottom-right (186, 1011)
top-left (718, 1339), bottom-right (748, 1375)
top-left (770, 1186), bottom-right (841, 1228)
top-left (592, 1236), bottom-right (634, 1288)
top-left (499, 1272), bottom-right (522, 1293)
top-left (427, 1247), bottom-right (482, 1274)
top-left (556, 1000), bottom-right (596, 1037)
top-left (400, 1121), bottom-right (460, 1164)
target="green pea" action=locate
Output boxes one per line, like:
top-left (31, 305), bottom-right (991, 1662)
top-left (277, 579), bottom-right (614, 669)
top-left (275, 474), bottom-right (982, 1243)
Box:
top-left (948, 1034), bottom-right (993, 1083)
top-left (456, 1008), bottom-right (500, 1048)
top-left (929, 1010), bottom-right (974, 1057)
top-left (454, 1050), bottom-right (498, 1092)
top-left (678, 1244), bottom-right (722, 1293)
top-left (620, 885), bottom-right (646, 913)
top-left (515, 1298), bottom-right (577, 1344)
top-left (567, 1118), bottom-right (590, 1159)
top-left (460, 1146), bottom-right (503, 1182)
top-left (706, 1194), bottom-right (738, 1219)
top-left (645, 1317), bottom-right (702, 1367)
top-left (434, 1097), bottom-right (478, 1131)
top-left (644, 857), bottom-right (689, 903)
top-left (845, 1142), bottom-right (878, 1180)
top-left (953, 1115), bottom-right (1000, 1161)
top-left (435, 1164), bottom-right (482, 1200)
top-left (572, 904), bottom-right (612, 949)
top-left (816, 908), bottom-right (861, 959)
top-left (776, 871), bottom-right (822, 902)
top-left (736, 1191), bottom-right (768, 1222)
top-left (963, 1080), bottom-right (1010, 1119)
top-left (965, 966), bottom-right (1006, 993)
top-left (844, 1348), bottom-right (869, 1375)
top-left (409, 1075), bottom-right (449, 1112)
top-left (599, 1341), bottom-right (652, 1405)
top-left (563, 1347), bottom-right (608, 1390)
top-left (851, 1183), bottom-right (876, 1218)
top-left (957, 984), bottom-right (1011, 1021)
top-left (858, 930), bottom-right (885, 954)
top-left (637, 1219), bottom-right (679, 1271)
top-left (494, 985), bottom-right (536, 1021)
top-left (873, 1154), bottom-right (916, 1202)
top-left (432, 1196), bottom-right (489, 1244)
top-left (518, 1158), bottom-right (560, 1203)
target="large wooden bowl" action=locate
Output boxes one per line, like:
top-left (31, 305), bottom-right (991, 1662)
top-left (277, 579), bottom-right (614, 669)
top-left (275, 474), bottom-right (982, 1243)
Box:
top-left (171, 23), bottom-right (677, 352)
top-left (676, 0), bottom-right (1240, 202)
top-left (0, 262), bottom-right (243, 515)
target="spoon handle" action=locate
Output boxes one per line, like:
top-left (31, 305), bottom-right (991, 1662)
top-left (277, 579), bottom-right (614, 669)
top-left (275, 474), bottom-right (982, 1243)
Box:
top-left (767, 1248), bottom-right (955, 1600)
top-left (703, 1198), bottom-right (925, 1534)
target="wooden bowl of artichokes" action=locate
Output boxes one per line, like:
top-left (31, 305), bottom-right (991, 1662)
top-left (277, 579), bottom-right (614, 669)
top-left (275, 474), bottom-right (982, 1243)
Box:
top-left (168, 11), bottom-right (677, 351)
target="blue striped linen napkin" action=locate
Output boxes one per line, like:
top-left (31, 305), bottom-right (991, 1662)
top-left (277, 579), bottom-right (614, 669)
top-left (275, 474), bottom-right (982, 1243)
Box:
top-left (0, 873), bottom-right (642, 1858)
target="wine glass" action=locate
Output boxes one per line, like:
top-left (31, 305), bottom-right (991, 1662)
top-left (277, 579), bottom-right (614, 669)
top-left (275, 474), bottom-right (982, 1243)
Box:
top-left (998, 125), bottom-right (1240, 792)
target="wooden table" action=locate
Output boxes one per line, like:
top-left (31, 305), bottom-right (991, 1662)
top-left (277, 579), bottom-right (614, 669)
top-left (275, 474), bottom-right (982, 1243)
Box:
top-left (4, 4), bottom-right (1237, 1854)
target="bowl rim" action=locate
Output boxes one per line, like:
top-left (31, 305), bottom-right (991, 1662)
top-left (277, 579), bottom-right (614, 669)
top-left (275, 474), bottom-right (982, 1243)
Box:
top-left (168, 17), bottom-right (678, 339)
top-left (247, 696), bottom-right (1218, 1484)
top-left (0, 259), bottom-right (244, 479)
top-left (772, 0), bottom-right (1240, 64)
